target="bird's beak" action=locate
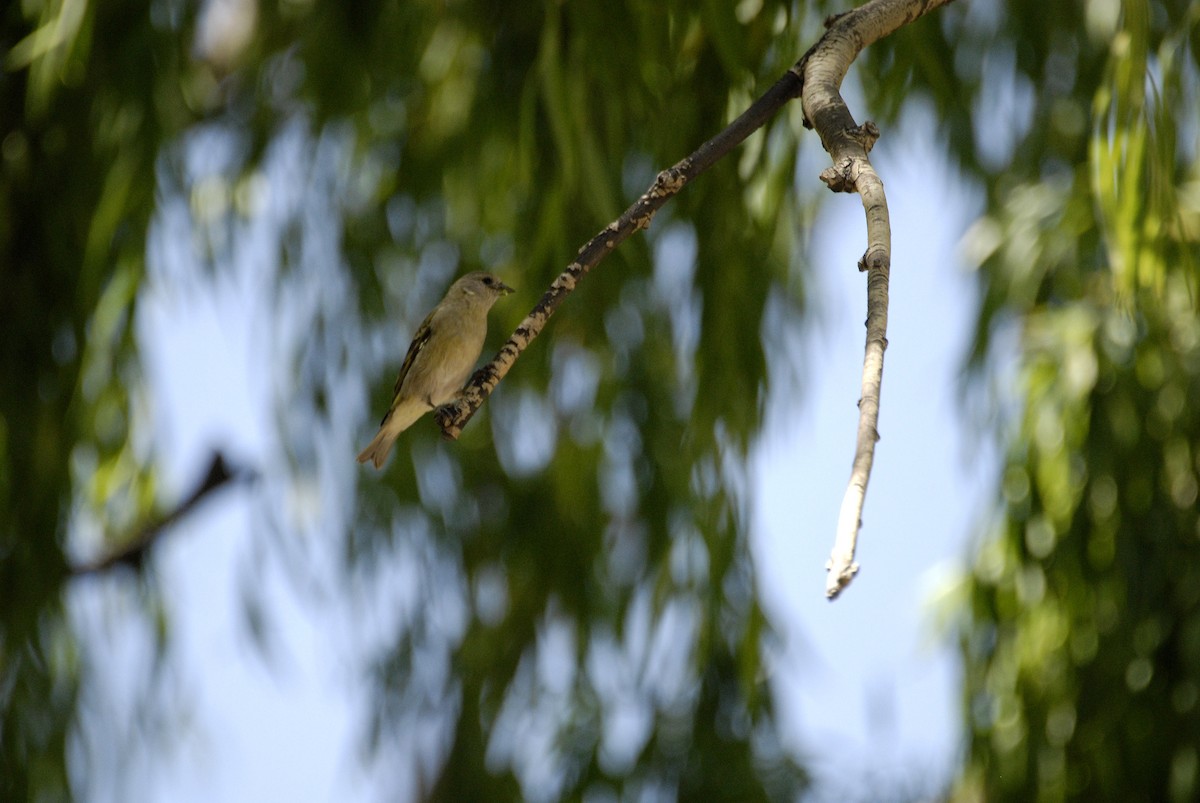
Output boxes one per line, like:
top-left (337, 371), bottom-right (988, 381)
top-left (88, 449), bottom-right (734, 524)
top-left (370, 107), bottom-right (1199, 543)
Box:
top-left (498, 281), bottom-right (515, 296)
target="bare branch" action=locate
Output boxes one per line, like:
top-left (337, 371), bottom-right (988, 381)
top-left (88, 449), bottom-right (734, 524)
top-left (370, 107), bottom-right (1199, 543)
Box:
top-left (802, 0), bottom-right (957, 599)
top-left (70, 452), bottom-right (252, 578)
top-left (434, 0), bottom-right (956, 601)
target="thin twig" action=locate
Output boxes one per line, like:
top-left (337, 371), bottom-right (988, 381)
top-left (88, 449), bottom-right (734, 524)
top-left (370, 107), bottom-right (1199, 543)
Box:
top-left (801, 0), bottom-right (957, 599)
top-left (434, 70), bottom-right (808, 438)
top-left (70, 452), bottom-right (251, 577)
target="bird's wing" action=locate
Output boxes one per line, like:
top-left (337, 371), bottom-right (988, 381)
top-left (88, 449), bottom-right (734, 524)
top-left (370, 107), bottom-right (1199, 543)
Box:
top-left (390, 311), bottom-right (436, 402)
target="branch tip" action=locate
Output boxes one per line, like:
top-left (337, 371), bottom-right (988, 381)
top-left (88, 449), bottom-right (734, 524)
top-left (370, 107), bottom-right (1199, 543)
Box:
top-left (825, 561), bottom-right (860, 599)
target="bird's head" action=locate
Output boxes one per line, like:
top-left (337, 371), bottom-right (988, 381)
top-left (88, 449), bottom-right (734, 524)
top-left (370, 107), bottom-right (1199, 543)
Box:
top-left (454, 271), bottom-right (515, 302)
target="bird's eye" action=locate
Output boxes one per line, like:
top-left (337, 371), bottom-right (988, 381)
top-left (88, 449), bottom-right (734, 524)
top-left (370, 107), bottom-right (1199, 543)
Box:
top-left (483, 276), bottom-right (494, 286)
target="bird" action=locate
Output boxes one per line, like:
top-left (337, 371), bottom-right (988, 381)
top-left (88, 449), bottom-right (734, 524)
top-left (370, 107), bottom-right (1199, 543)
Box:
top-left (357, 271), bottom-right (514, 468)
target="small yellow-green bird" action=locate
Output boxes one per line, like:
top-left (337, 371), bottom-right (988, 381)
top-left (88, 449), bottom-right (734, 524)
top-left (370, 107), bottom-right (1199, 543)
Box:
top-left (357, 271), bottom-right (514, 468)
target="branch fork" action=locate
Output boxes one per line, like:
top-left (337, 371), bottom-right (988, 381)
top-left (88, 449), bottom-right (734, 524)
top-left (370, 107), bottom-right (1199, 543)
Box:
top-left (428, 0), bottom-right (956, 599)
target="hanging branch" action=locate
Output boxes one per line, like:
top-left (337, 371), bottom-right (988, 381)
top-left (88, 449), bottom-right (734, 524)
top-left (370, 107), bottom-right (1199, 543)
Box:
top-left (435, 0), bottom-right (956, 600)
top-left (802, 0), bottom-right (957, 599)
top-left (70, 452), bottom-right (252, 578)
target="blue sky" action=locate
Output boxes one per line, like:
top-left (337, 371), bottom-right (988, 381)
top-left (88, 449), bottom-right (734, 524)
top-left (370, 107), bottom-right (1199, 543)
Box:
top-left (67, 95), bottom-right (998, 802)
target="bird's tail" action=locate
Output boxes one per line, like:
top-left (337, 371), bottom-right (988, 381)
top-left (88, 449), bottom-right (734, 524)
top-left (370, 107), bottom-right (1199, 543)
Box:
top-left (356, 428), bottom-right (397, 469)
top-left (356, 400), bottom-right (428, 469)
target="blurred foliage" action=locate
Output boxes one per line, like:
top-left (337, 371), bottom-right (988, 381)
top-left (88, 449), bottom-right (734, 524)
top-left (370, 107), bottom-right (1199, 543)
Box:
top-left (6, 0), bottom-right (1199, 800)
top-left (2, 0), bottom-right (199, 797)
top-left (904, 1), bottom-right (1200, 801)
top-left (3, 0), bottom-right (821, 799)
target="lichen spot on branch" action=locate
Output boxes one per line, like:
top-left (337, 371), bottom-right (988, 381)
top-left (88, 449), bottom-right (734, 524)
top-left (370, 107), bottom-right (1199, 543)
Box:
top-left (552, 269), bottom-right (580, 292)
top-left (649, 164), bottom-right (689, 198)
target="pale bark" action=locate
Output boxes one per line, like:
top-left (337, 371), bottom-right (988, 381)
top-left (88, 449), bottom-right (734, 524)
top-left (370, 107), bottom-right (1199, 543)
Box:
top-left (802, 0), bottom-right (956, 599)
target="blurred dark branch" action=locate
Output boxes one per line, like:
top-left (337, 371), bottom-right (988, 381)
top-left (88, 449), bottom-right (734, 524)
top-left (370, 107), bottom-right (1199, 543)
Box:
top-left (801, 0), bottom-right (958, 599)
top-left (70, 452), bottom-right (251, 578)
